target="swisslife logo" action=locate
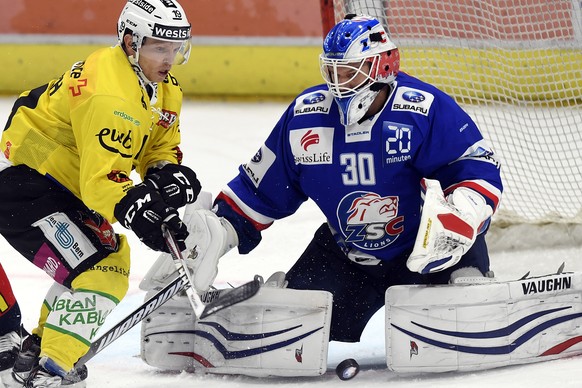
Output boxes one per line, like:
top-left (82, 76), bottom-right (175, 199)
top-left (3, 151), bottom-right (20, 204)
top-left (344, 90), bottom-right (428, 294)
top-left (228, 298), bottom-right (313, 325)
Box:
top-left (289, 127), bottom-right (334, 165)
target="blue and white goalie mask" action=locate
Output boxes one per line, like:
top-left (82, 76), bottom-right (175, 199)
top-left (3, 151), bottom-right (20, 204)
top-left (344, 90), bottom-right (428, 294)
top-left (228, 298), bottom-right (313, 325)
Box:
top-left (320, 15), bottom-right (400, 125)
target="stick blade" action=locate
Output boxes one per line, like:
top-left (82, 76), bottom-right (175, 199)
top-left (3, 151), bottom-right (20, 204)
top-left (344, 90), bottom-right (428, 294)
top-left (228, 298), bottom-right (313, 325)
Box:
top-left (200, 278), bottom-right (261, 319)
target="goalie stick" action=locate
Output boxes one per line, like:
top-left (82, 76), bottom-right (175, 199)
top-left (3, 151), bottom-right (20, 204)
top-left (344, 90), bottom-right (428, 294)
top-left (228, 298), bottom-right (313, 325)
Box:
top-left (75, 226), bottom-right (260, 369)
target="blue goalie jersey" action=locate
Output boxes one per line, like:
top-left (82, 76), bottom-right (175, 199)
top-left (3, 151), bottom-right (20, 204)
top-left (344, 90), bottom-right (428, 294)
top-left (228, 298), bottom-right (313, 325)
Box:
top-left (215, 72), bottom-right (503, 262)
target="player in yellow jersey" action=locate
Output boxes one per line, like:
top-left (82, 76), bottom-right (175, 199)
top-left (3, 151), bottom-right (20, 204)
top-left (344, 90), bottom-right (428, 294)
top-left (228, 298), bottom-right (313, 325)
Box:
top-left (0, 0), bottom-right (200, 386)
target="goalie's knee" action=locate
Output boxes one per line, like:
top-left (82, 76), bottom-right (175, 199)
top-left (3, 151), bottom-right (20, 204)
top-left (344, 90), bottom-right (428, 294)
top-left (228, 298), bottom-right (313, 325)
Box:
top-left (449, 266), bottom-right (496, 284)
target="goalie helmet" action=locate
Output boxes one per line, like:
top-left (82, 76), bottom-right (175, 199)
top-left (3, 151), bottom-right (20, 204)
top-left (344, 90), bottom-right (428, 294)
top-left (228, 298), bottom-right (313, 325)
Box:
top-left (117, 0), bottom-right (192, 66)
top-left (320, 15), bottom-right (400, 125)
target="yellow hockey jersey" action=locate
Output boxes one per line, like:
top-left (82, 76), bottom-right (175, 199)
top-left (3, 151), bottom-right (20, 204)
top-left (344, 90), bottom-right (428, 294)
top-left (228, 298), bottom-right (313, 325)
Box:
top-left (2, 45), bottom-right (185, 223)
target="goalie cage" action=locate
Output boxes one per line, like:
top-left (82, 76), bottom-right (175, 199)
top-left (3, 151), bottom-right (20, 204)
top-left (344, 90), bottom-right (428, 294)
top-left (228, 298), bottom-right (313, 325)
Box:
top-left (320, 0), bottom-right (582, 250)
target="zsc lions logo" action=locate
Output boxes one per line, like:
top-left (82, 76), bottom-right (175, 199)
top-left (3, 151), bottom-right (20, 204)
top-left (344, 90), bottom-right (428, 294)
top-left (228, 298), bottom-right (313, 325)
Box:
top-left (402, 90), bottom-right (425, 103)
top-left (336, 191), bottom-right (405, 251)
top-left (303, 92), bottom-right (326, 105)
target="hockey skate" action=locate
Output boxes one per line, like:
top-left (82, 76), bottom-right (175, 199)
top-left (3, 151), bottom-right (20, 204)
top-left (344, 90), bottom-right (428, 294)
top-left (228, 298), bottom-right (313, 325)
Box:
top-left (11, 333), bottom-right (87, 387)
top-left (24, 357), bottom-right (64, 388)
top-left (0, 331), bottom-right (20, 372)
top-left (0, 330), bottom-right (21, 387)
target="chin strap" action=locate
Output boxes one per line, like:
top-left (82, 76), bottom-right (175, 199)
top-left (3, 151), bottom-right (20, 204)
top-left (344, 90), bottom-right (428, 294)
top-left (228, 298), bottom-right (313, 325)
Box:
top-left (127, 52), bottom-right (158, 103)
top-left (128, 51), bottom-right (150, 83)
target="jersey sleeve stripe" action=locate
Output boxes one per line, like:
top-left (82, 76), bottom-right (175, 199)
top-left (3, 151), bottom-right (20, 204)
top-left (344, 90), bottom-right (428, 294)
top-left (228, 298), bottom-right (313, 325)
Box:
top-left (218, 188), bottom-right (274, 230)
top-left (444, 179), bottom-right (501, 211)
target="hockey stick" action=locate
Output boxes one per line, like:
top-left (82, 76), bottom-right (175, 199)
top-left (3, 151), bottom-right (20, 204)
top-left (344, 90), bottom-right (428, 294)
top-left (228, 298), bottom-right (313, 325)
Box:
top-left (162, 224), bottom-right (211, 317)
top-left (75, 228), bottom-right (260, 368)
top-left (76, 270), bottom-right (188, 367)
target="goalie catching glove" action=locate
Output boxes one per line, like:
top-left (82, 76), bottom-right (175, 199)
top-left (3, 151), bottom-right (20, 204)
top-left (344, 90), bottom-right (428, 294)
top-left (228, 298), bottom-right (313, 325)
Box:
top-left (114, 183), bottom-right (188, 252)
top-left (407, 178), bottom-right (493, 274)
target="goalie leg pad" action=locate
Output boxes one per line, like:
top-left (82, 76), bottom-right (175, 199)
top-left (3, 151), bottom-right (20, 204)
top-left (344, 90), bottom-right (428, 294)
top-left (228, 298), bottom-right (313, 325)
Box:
top-left (141, 286), bottom-right (333, 377)
top-left (386, 271), bottom-right (582, 373)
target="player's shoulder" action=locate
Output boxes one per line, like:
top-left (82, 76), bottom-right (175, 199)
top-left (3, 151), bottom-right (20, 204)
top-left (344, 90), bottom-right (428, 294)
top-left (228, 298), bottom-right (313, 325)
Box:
top-left (394, 72), bottom-right (456, 102)
top-left (78, 46), bottom-right (132, 87)
top-left (290, 84), bottom-right (334, 118)
top-left (391, 71), bottom-right (461, 115)
top-left (394, 72), bottom-right (439, 94)
top-left (78, 46), bottom-right (142, 100)
top-left (160, 71), bottom-right (183, 98)
top-left (83, 45), bottom-right (123, 68)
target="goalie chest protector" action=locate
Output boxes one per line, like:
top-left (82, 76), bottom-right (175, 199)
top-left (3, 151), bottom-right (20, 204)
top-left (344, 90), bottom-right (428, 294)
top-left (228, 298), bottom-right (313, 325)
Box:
top-left (386, 271), bottom-right (582, 373)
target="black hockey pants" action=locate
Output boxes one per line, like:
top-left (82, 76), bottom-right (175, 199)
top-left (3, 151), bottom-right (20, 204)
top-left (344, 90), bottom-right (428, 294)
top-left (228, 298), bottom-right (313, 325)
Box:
top-left (286, 222), bottom-right (490, 342)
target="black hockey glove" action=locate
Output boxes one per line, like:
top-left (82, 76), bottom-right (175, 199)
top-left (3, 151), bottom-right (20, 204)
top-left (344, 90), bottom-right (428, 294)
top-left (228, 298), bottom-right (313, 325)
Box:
top-left (144, 164), bottom-right (201, 209)
top-left (114, 184), bottom-right (188, 252)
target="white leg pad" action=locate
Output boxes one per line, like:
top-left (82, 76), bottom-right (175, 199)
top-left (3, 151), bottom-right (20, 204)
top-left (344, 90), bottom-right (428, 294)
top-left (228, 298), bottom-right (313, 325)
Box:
top-left (141, 286), bottom-right (332, 377)
top-left (386, 271), bottom-right (582, 373)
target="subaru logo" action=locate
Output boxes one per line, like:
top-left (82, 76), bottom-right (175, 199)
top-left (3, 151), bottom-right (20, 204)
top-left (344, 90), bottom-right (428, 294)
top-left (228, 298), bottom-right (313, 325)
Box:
top-left (303, 93), bottom-right (326, 105)
top-left (402, 91), bottom-right (425, 103)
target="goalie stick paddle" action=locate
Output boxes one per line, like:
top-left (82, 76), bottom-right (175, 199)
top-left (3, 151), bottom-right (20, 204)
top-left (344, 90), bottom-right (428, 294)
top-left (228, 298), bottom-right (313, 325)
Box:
top-left (74, 228), bottom-right (260, 369)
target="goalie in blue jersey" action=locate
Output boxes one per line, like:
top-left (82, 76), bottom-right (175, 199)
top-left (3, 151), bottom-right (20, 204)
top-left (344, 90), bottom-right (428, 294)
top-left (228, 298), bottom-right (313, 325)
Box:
top-left (150, 14), bottom-right (503, 347)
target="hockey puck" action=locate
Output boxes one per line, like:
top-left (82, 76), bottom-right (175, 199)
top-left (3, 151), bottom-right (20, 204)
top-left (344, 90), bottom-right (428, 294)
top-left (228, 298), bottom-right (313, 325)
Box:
top-left (335, 358), bottom-right (360, 380)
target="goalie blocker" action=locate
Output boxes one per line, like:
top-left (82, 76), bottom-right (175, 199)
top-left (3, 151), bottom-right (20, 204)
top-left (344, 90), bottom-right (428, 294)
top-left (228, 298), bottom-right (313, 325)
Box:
top-left (141, 273), bottom-right (333, 377)
top-left (386, 269), bottom-right (582, 373)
